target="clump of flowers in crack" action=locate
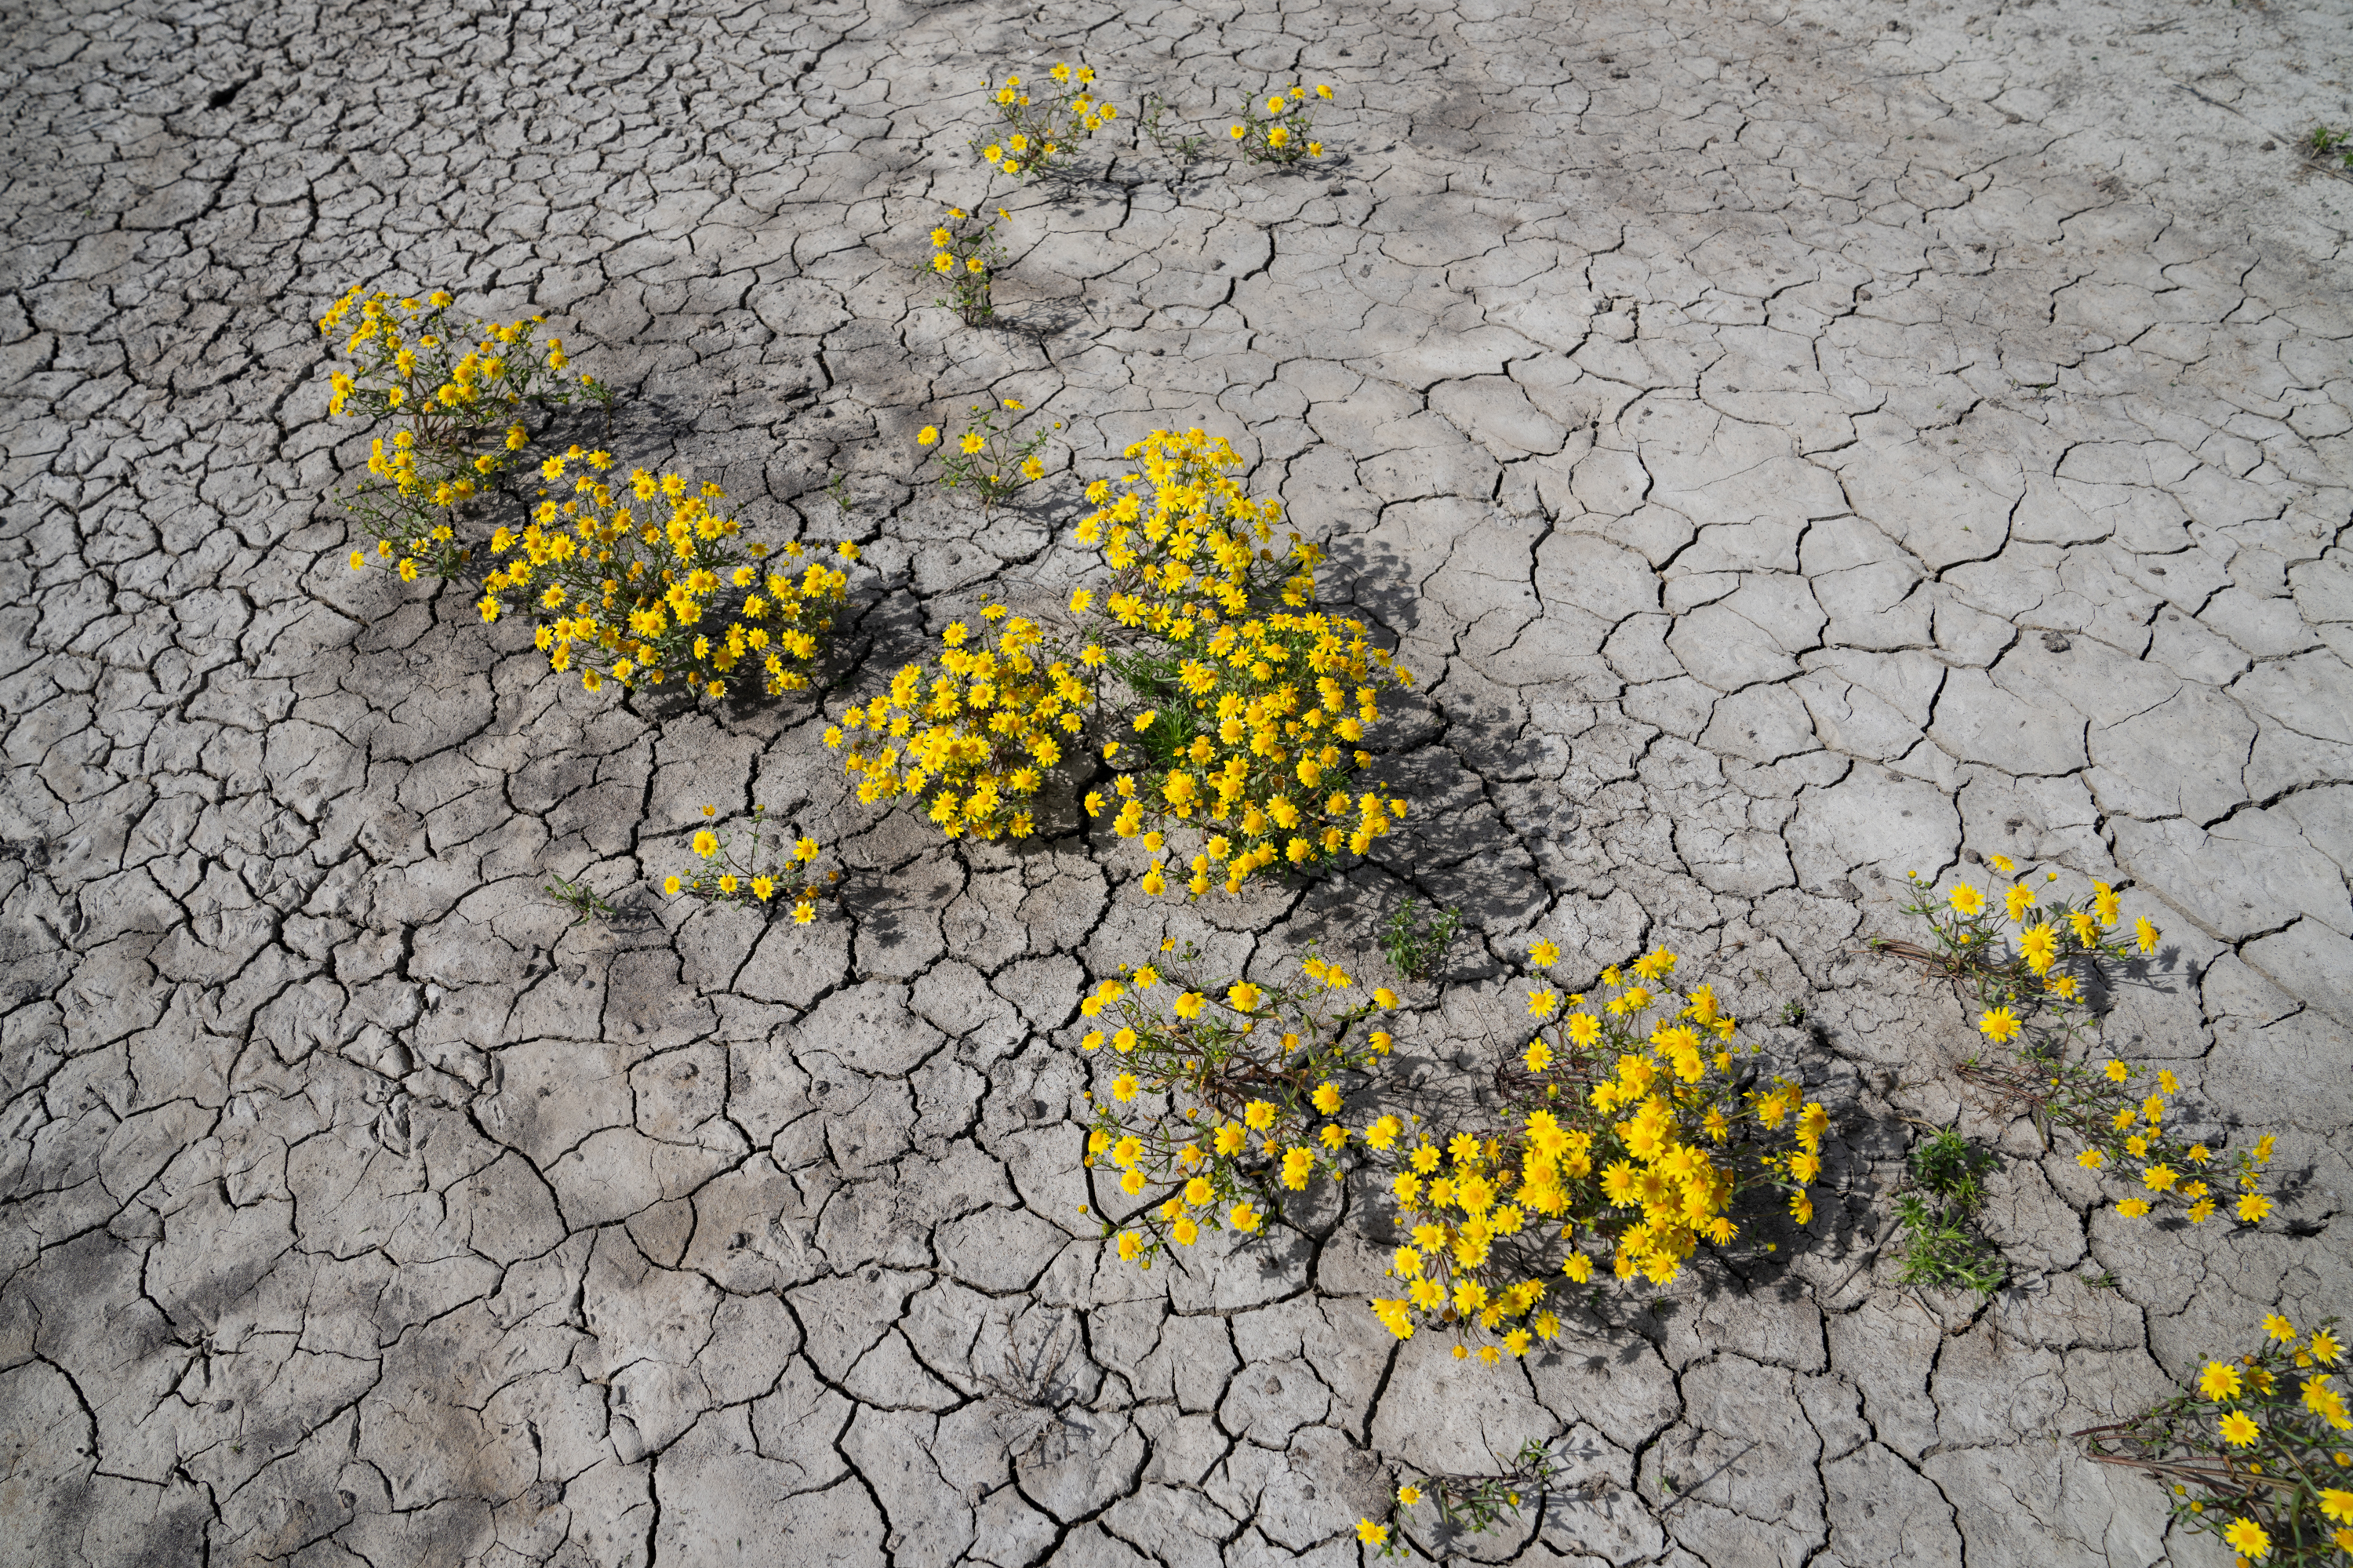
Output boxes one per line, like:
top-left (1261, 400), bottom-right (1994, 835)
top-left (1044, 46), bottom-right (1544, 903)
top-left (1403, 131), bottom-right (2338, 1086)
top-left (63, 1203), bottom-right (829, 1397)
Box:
top-left (831, 427), bottom-right (1413, 896)
top-left (1885, 852), bottom-right (2277, 1228)
top-left (319, 285), bottom-right (860, 702)
top-left (2079, 1313), bottom-right (2352, 1566)
top-left (1084, 939), bottom-right (1831, 1364)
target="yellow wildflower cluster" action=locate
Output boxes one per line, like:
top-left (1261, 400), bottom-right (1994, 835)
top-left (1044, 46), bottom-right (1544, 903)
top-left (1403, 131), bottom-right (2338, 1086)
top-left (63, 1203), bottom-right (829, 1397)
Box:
top-left (1229, 82), bottom-right (1333, 165)
top-left (835, 429), bottom-right (1411, 886)
top-left (2082, 1314), bottom-right (2352, 1565)
top-left (827, 603), bottom-right (1094, 841)
top-left (481, 453), bottom-right (856, 699)
top-left (1369, 946), bottom-right (1825, 1360)
top-left (1895, 853), bottom-right (2275, 1230)
top-left (1078, 430), bottom-right (1409, 895)
top-left (976, 61), bottom-right (1118, 179)
top-left (319, 286), bottom-right (856, 701)
top-left (1077, 943), bottom-right (1395, 1267)
top-left (662, 805), bottom-right (833, 923)
top-left (918, 206), bottom-right (1006, 326)
top-left (318, 286), bottom-right (606, 580)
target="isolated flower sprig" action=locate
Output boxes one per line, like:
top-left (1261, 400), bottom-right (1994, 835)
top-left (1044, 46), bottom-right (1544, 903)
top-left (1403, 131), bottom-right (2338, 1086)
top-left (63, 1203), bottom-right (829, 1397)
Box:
top-left (919, 206), bottom-right (1006, 326)
top-left (1366, 944), bottom-right (1827, 1361)
top-left (976, 60), bottom-right (1118, 179)
top-left (1228, 82), bottom-right (1333, 165)
top-left (664, 805), bottom-right (833, 923)
top-left (1362, 1441), bottom-right (1566, 1557)
top-left (1891, 853), bottom-right (2275, 1228)
top-left (916, 398), bottom-right (1058, 509)
top-left (1079, 944), bottom-right (1396, 1265)
top-left (2078, 1315), bottom-right (2352, 1566)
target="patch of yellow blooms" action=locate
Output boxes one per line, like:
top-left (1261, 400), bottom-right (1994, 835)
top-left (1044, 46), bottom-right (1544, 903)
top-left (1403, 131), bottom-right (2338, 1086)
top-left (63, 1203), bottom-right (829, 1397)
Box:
top-left (977, 62), bottom-right (1118, 179)
top-left (828, 604), bottom-right (1090, 841)
top-left (1366, 946), bottom-right (1825, 1360)
top-left (1079, 431), bottom-right (1409, 895)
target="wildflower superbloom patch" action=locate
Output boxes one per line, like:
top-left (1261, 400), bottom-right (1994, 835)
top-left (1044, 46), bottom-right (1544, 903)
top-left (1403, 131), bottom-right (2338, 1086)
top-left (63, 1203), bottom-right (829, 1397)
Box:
top-left (1080, 430), bottom-right (1410, 897)
top-left (322, 285), bottom-right (856, 702)
top-left (321, 286), bottom-right (608, 581)
top-left (2078, 1314), bottom-right (2352, 1565)
top-left (827, 603), bottom-right (1096, 842)
top-left (484, 455), bottom-right (856, 698)
top-left (1364, 944), bottom-right (1827, 1360)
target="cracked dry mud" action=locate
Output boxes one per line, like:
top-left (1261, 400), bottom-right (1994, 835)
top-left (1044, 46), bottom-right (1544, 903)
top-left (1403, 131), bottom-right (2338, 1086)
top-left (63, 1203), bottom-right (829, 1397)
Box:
top-left (4, 0), bottom-right (2351, 1563)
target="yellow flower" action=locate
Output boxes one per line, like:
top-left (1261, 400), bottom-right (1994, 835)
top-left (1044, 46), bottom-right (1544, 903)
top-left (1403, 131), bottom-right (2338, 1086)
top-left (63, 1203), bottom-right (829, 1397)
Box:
top-left (2221, 1517), bottom-right (2268, 1559)
top-left (1398, 1484), bottom-right (1421, 1506)
top-left (2315, 1330), bottom-right (2344, 1365)
top-left (662, 876), bottom-right (682, 896)
top-left (2104, 1058), bottom-right (2129, 1082)
top-left (1977, 1006), bottom-right (2020, 1043)
top-left (1355, 1520), bottom-right (1387, 1546)
top-left (2135, 916), bottom-right (2159, 953)
top-left (751, 876), bottom-right (776, 902)
top-left (1230, 124), bottom-right (1246, 140)
top-left (1311, 1082), bottom-right (1343, 1115)
top-left (960, 431), bottom-right (985, 455)
top-left (1947, 884), bottom-right (1985, 917)
top-left (1988, 853), bottom-right (2016, 874)
top-left (1529, 938), bottom-right (1562, 967)
top-left (1243, 1100), bottom-right (1277, 1131)
top-left (1229, 1202), bottom-right (1261, 1232)
top-left (2219, 1410), bottom-right (2262, 1447)
top-left (2319, 1486), bottom-right (2353, 1523)
top-left (693, 830), bottom-right (719, 858)
top-left (2199, 1362), bottom-right (2244, 1400)
top-left (1228, 981), bottom-right (1264, 1012)
top-left (2239, 1193), bottom-right (2273, 1223)
top-left (2005, 882), bottom-right (2035, 921)
top-left (2076, 1149), bottom-right (2105, 1170)
top-left (1373, 987), bottom-right (1398, 1009)
top-left (2115, 1198), bottom-right (2151, 1217)
top-left (1112, 1073), bottom-right (1140, 1102)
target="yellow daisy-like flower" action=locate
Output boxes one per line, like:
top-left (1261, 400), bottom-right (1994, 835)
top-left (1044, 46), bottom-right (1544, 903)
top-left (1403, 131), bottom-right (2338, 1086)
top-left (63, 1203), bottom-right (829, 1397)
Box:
top-left (2004, 882), bottom-right (2035, 921)
top-left (1229, 1202), bottom-right (1261, 1232)
top-left (1947, 884), bottom-right (1986, 917)
top-left (692, 830), bottom-right (719, 858)
top-left (2104, 1058), bottom-right (2129, 1082)
top-left (1355, 1520), bottom-right (1387, 1546)
top-left (2198, 1362), bottom-right (2243, 1400)
top-left (1977, 1006), bottom-right (2020, 1043)
top-left (2114, 1198), bottom-right (2151, 1217)
top-left (2239, 1193), bottom-right (2274, 1223)
top-left (2221, 1517), bottom-right (2268, 1559)
top-left (2135, 916), bottom-right (2159, 953)
top-left (2219, 1410), bottom-right (2261, 1447)
top-left (2266, 1314), bottom-right (2297, 1343)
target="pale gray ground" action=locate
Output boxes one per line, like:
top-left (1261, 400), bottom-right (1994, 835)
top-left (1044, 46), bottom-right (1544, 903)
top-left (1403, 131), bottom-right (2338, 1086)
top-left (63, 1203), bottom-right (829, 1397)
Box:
top-left (5, 0), bottom-right (2352, 1563)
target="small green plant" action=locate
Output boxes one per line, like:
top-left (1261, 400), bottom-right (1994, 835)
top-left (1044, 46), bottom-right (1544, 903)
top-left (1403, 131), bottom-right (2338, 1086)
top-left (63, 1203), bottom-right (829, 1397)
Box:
top-left (542, 874), bottom-right (615, 925)
top-left (1359, 1439), bottom-right (1567, 1555)
top-left (1779, 999), bottom-right (1808, 1027)
top-left (824, 471), bottom-right (858, 514)
top-left (2300, 124), bottom-right (2353, 174)
top-left (918, 206), bottom-right (1006, 326)
top-left (915, 398), bottom-right (1058, 510)
top-left (1891, 1127), bottom-right (2007, 1294)
top-left (1378, 898), bottom-right (1460, 981)
top-left (1225, 82), bottom-right (1333, 166)
top-left (663, 805), bottom-right (835, 923)
top-left (1140, 93), bottom-right (1209, 167)
top-left (975, 60), bottom-right (1118, 180)
top-left (2077, 1315), bottom-right (2352, 1566)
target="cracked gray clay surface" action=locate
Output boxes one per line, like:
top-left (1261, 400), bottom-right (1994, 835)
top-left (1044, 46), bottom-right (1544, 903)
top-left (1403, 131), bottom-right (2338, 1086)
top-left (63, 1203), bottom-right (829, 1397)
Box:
top-left (4, 0), bottom-right (2351, 1563)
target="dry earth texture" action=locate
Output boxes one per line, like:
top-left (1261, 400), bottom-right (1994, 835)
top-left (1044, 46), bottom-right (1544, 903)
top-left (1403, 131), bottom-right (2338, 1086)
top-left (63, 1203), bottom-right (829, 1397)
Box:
top-left (5, 0), bottom-right (2353, 1564)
